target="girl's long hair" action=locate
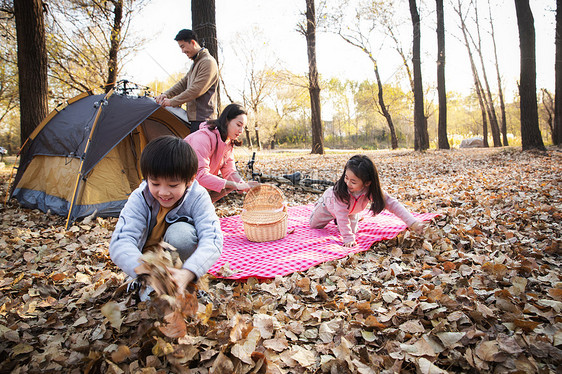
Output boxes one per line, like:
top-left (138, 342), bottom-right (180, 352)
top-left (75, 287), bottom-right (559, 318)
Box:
top-left (333, 155), bottom-right (385, 215)
top-left (206, 103), bottom-right (247, 146)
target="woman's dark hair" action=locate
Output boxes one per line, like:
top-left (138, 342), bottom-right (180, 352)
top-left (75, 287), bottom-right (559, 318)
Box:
top-left (333, 155), bottom-right (385, 215)
top-left (206, 103), bottom-right (247, 146)
top-left (140, 135), bottom-right (198, 183)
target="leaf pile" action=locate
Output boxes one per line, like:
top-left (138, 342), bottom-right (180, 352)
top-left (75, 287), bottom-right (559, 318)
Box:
top-left (134, 245), bottom-right (199, 340)
top-left (0, 147), bottom-right (560, 373)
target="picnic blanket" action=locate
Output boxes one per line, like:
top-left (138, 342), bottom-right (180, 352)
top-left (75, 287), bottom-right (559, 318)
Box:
top-left (208, 204), bottom-right (438, 280)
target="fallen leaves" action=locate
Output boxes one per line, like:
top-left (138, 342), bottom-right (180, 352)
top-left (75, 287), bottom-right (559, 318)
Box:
top-left (0, 147), bottom-right (561, 372)
top-left (101, 301), bottom-right (123, 331)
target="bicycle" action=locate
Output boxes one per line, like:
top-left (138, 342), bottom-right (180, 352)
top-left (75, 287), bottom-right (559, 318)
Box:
top-left (241, 152), bottom-right (335, 194)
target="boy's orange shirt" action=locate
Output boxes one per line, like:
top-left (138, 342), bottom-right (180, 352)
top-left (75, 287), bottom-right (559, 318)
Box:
top-left (144, 206), bottom-right (173, 250)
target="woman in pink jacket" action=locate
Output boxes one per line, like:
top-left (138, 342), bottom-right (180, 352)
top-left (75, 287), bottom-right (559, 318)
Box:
top-left (185, 103), bottom-right (258, 202)
top-left (309, 155), bottom-right (426, 247)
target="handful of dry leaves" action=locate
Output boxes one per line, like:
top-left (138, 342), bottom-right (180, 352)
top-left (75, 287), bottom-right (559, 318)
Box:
top-left (134, 242), bottom-right (198, 338)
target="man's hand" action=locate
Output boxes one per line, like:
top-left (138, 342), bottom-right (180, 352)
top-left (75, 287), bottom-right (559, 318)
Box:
top-left (155, 94), bottom-right (169, 106)
top-left (168, 268), bottom-right (195, 294)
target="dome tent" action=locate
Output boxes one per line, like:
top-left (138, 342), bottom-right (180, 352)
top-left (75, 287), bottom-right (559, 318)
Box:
top-left (10, 89), bottom-right (191, 228)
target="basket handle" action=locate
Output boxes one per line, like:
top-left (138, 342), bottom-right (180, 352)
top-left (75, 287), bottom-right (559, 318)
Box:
top-left (241, 203), bottom-right (286, 214)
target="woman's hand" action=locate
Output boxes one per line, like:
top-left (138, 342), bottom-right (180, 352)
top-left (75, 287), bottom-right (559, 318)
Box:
top-left (168, 268), bottom-right (195, 294)
top-left (235, 180), bottom-right (260, 192)
top-left (342, 240), bottom-right (357, 247)
top-left (409, 220), bottom-right (427, 235)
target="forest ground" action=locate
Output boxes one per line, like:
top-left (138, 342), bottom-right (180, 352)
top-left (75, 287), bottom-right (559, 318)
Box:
top-left (0, 147), bottom-right (561, 373)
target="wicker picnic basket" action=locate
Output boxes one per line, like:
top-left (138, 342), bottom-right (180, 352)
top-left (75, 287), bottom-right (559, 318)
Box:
top-left (241, 184), bottom-right (288, 242)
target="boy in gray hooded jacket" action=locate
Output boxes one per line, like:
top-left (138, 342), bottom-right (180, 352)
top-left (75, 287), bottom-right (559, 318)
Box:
top-left (109, 136), bottom-right (222, 296)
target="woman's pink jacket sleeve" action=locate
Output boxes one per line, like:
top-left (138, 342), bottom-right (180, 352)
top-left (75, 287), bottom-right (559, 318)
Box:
top-left (185, 125), bottom-right (241, 192)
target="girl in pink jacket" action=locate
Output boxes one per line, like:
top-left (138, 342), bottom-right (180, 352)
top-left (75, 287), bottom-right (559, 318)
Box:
top-left (185, 103), bottom-right (258, 202)
top-left (309, 155), bottom-right (426, 247)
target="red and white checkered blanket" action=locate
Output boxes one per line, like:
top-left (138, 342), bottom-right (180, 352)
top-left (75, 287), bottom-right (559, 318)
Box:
top-left (208, 204), bottom-right (438, 280)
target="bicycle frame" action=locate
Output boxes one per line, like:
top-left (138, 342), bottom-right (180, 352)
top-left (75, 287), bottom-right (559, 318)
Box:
top-left (241, 152), bottom-right (334, 194)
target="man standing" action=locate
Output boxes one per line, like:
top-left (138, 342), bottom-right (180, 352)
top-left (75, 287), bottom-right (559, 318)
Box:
top-left (155, 29), bottom-right (218, 133)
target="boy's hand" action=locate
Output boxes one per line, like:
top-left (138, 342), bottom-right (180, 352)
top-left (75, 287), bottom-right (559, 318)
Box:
top-left (342, 240), bottom-right (357, 248)
top-left (410, 220), bottom-right (427, 235)
top-left (168, 268), bottom-right (195, 294)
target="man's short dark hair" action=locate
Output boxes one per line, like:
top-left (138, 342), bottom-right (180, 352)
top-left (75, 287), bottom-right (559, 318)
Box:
top-left (140, 135), bottom-right (198, 183)
top-left (174, 29), bottom-right (198, 43)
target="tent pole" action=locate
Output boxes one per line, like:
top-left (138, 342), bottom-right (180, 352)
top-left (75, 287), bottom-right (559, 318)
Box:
top-left (65, 89), bottom-right (115, 229)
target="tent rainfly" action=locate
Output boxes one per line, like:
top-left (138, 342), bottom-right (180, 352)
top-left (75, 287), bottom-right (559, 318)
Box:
top-left (9, 90), bottom-right (191, 228)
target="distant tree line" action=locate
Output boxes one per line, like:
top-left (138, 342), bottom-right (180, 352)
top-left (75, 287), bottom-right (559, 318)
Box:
top-left (0, 0), bottom-right (560, 154)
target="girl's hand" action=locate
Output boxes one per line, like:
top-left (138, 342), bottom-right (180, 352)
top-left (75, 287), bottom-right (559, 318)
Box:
top-left (168, 268), bottom-right (195, 294)
top-left (410, 221), bottom-right (427, 235)
top-left (342, 240), bottom-right (357, 247)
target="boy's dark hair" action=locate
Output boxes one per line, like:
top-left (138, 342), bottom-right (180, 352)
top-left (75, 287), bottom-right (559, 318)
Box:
top-left (140, 135), bottom-right (198, 183)
top-left (207, 103), bottom-right (247, 146)
top-left (174, 29), bottom-right (198, 43)
top-left (333, 154), bottom-right (385, 215)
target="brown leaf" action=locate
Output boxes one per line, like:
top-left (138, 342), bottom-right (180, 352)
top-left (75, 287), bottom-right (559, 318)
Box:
top-left (442, 261), bottom-right (455, 273)
top-left (474, 340), bottom-right (502, 362)
top-left (513, 319), bottom-right (540, 333)
top-left (364, 315), bottom-right (386, 330)
top-left (263, 337), bottom-right (289, 352)
top-left (152, 337), bottom-right (174, 357)
top-left (230, 314), bottom-right (252, 343)
top-left (209, 351), bottom-right (234, 373)
top-left (231, 328), bottom-right (260, 365)
top-left (253, 313), bottom-right (275, 339)
top-left (101, 301), bottom-right (122, 331)
top-left (110, 345), bottom-right (131, 363)
top-left (547, 288), bottom-right (562, 301)
top-left (176, 291), bottom-right (198, 318)
top-left (295, 277), bottom-right (311, 292)
top-left (316, 284), bottom-right (329, 300)
top-left (159, 310), bottom-right (187, 338)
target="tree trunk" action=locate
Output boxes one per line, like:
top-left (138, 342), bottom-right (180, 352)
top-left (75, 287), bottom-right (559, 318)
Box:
top-left (373, 62), bottom-right (398, 149)
top-left (106, 0), bottom-right (123, 93)
top-left (436, 0), bottom-right (449, 149)
top-left (305, 0), bottom-right (324, 154)
top-left (555, 0), bottom-right (562, 145)
top-left (476, 78), bottom-right (489, 147)
top-left (336, 31), bottom-right (399, 149)
top-left (542, 89), bottom-right (555, 143)
top-left (254, 119), bottom-right (262, 150)
top-left (14, 0), bottom-right (48, 144)
top-left (386, 27), bottom-right (415, 93)
top-left (473, 1), bottom-right (502, 147)
top-left (488, 0), bottom-right (509, 146)
top-left (456, 0), bottom-right (488, 146)
top-left (409, 0), bottom-right (429, 151)
top-left (192, 0), bottom-right (220, 114)
top-left (244, 127), bottom-right (253, 148)
top-left (514, 0), bottom-right (546, 151)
